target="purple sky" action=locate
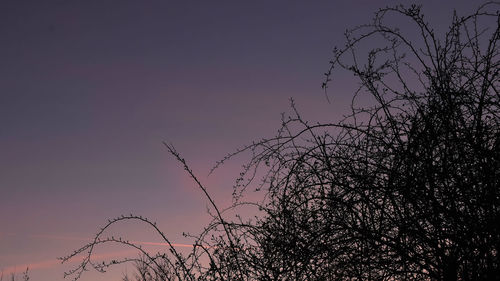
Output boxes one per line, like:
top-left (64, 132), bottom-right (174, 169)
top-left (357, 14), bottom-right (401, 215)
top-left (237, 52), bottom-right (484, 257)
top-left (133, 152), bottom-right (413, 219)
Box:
top-left (0, 1), bottom-right (479, 280)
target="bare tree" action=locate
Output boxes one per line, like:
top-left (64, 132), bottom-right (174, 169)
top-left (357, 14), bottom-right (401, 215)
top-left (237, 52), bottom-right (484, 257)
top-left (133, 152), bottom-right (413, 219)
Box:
top-left (63, 3), bottom-right (500, 281)
top-left (0, 268), bottom-right (29, 281)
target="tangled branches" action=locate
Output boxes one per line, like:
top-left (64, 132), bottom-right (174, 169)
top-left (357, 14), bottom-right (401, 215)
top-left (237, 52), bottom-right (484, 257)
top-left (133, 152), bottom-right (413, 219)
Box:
top-left (64, 3), bottom-right (500, 281)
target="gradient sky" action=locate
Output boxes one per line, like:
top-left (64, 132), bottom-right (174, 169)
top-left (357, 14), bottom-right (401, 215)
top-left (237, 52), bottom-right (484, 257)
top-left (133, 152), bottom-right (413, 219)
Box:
top-left (0, 1), bottom-right (480, 280)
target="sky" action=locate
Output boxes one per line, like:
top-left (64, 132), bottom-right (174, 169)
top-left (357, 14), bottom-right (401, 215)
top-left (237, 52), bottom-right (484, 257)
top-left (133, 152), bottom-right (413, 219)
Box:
top-left (0, 1), bottom-right (481, 280)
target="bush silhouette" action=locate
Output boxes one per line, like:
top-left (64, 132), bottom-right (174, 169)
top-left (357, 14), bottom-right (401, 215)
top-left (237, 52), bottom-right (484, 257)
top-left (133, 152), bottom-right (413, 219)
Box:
top-left (63, 3), bottom-right (500, 281)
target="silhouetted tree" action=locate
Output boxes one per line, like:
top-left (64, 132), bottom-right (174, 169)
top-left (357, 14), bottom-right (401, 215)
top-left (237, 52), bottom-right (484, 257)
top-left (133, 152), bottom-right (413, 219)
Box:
top-left (63, 3), bottom-right (500, 281)
top-left (0, 268), bottom-right (30, 281)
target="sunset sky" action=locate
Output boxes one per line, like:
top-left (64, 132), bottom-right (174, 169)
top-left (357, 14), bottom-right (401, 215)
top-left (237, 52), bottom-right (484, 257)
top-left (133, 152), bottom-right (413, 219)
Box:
top-left (0, 1), bottom-right (480, 280)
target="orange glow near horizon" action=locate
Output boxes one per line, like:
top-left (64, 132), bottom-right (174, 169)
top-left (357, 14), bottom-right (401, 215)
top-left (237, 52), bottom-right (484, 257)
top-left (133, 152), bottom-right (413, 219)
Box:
top-left (2, 249), bottom-right (136, 275)
top-left (1, 233), bottom-right (195, 275)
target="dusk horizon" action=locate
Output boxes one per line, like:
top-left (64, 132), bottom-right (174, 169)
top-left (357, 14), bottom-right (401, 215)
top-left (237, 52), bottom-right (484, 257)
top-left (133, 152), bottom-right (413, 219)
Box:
top-left (1, 1), bottom-right (495, 280)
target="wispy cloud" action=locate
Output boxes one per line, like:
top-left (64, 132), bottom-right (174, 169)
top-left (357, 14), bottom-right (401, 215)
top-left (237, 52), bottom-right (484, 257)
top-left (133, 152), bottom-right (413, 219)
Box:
top-left (28, 233), bottom-right (195, 248)
top-left (1, 233), bottom-right (194, 275)
top-left (131, 240), bottom-right (193, 248)
top-left (1, 249), bottom-right (136, 275)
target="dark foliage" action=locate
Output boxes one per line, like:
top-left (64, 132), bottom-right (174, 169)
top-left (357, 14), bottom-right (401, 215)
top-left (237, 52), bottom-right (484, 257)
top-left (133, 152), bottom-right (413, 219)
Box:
top-left (63, 3), bottom-right (500, 281)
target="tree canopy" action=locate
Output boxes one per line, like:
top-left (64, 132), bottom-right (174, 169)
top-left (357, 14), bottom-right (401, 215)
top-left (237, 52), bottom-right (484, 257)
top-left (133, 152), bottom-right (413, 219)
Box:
top-left (63, 3), bottom-right (500, 281)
